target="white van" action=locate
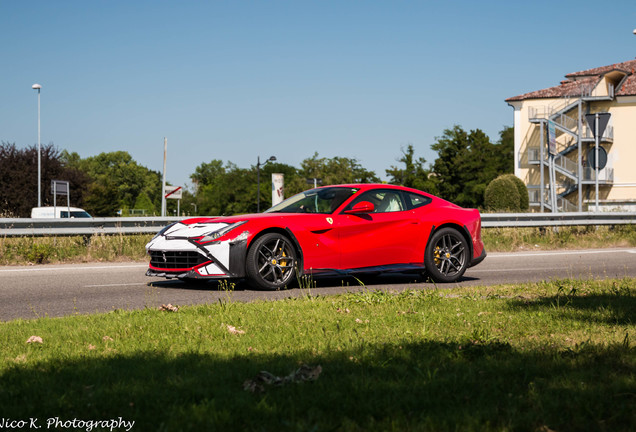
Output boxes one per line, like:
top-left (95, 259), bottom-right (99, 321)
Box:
top-left (31, 206), bottom-right (92, 219)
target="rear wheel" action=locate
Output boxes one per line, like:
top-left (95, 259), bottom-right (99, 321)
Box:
top-left (246, 233), bottom-right (297, 290)
top-left (424, 227), bottom-right (469, 283)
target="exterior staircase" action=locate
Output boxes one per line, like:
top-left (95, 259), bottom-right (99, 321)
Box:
top-left (527, 89), bottom-right (614, 212)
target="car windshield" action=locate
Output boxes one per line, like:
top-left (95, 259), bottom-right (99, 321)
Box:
top-left (265, 187), bottom-right (359, 214)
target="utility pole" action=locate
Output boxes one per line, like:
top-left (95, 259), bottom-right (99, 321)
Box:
top-left (32, 84), bottom-right (42, 207)
top-left (161, 137), bottom-right (167, 217)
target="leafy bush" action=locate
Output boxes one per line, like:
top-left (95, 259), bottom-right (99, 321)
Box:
top-left (500, 174), bottom-right (529, 210)
top-left (484, 175), bottom-right (521, 211)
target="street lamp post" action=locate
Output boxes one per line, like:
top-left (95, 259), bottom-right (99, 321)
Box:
top-left (256, 155), bottom-right (276, 212)
top-left (32, 84), bottom-right (42, 207)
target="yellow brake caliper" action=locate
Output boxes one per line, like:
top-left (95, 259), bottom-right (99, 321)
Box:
top-left (434, 246), bottom-right (441, 265)
top-left (279, 250), bottom-right (288, 274)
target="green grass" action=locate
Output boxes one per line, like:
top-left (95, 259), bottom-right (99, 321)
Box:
top-left (0, 234), bottom-right (151, 265)
top-left (0, 225), bottom-right (635, 266)
top-left (1, 278), bottom-right (634, 431)
top-left (482, 225), bottom-right (636, 252)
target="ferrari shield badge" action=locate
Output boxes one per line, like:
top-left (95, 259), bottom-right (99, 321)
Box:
top-left (326, 217), bottom-right (333, 225)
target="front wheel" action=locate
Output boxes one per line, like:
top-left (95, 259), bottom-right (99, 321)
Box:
top-left (246, 233), bottom-right (298, 290)
top-left (424, 228), bottom-right (469, 283)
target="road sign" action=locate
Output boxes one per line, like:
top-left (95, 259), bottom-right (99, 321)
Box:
top-left (585, 113), bottom-right (611, 138)
top-left (587, 147), bottom-right (608, 170)
top-left (165, 186), bottom-right (182, 200)
top-left (51, 180), bottom-right (69, 196)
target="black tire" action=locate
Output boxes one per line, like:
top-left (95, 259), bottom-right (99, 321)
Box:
top-left (246, 233), bottom-right (298, 290)
top-left (424, 227), bottom-right (469, 283)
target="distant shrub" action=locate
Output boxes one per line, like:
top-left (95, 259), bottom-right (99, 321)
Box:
top-left (484, 175), bottom-right (521, 212)
top-left (501, 174), bottom-right (529, 211)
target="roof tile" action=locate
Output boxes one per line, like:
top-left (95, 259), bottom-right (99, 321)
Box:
top-left (565, 59), bottom-right (636, 77)
top-left (506, 77), bottom-right (599, 102)
top-left (506, 59), bottom-right (636, 102)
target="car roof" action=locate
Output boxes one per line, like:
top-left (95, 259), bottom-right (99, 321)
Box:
top-left (316, 183), bottom-right (428, 195)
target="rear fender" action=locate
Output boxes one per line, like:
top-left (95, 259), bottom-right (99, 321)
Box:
top-left (424, 223), bottom-right (474, 263)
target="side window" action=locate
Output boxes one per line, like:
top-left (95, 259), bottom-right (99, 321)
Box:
top-left (404, 192), bottom-right (432, 209)
top-left (346, 190), bottom-right (405, 213)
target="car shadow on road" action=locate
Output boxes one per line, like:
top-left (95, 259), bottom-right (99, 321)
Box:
top-left (146, 272), bottom-right (480, 292)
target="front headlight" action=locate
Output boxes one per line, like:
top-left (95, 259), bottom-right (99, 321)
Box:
top-left (199, 221), bottom-right (247, 243)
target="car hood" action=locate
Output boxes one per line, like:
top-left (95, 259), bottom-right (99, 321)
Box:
top-left (179, 212), bottom-right (310, 226)
top-left (180, 214), bottom-right (253, 225)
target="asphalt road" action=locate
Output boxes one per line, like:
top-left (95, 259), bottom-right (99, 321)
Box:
top-left (1, 248), bottom-right (634, 321)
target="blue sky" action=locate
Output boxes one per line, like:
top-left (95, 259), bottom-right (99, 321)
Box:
top-left (2, 1), bottom-right (635, 189)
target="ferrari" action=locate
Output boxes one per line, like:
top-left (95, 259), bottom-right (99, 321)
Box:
top-left (146, 184), bottom-right (486, 289)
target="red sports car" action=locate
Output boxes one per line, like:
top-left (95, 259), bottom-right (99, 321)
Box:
top-left (146, 184), bottom-right (486, 289)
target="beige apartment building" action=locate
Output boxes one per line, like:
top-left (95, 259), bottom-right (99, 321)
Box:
top-left (506, 59), bottom-right (636, 212)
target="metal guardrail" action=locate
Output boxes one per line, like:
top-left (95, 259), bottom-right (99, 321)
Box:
top-left (0, 217), bottom-right (187, 237)
top-left (0, 213), bottom-right (634, 236)
top-left (482, 212), bottom-right (635, 228)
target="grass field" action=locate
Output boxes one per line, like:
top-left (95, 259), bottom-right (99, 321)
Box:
top-left (1, 226), bottom-right (634, 430)
top-left (482, 225), bottom-right (636, 252)
top-left (1, 278), bottom-right (634, 431)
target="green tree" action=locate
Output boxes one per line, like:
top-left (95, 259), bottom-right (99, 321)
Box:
top-left (496, 126), bottom-right (514, 174)
top-left (191, 160), bottom-right (226, 187)
top-left (385, 144), bottom-right (437, 194)
top-left (0, 142), bottom-right (89, 217)
top-left (193, 160), bottom-right (304, 216)
top-left (193, 161), bottom-right (257, 216)
top-left (63, 151), bottom-right (162, 216)
top-left (430, 126), bottom-right (471, 205)
top-left (190, 159), bottom-right (228, 216)
top-left (430, 125), bottom-right (513, 208)
top-left (299, 153), bottom-right (379, 186)
top-left (83, 180), bottom-right (119, 216)
top-left (133, 190), bottom-right (157, 216)
top-left (191, 155), bottom-right (379, 216)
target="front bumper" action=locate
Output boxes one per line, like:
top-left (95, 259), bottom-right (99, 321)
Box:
top-left (146, 236), bottom-right (248, 280)
top-left (145, 268), bottom-right (227, 280)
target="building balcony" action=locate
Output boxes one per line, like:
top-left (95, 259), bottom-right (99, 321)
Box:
top-left (528, 186), bottom-right (578, 212)
top-left (582, 167), bottom-right (614, 184)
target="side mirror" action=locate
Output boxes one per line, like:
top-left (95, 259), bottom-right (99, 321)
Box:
top-left (344, 201), bottom-right (374, 214)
